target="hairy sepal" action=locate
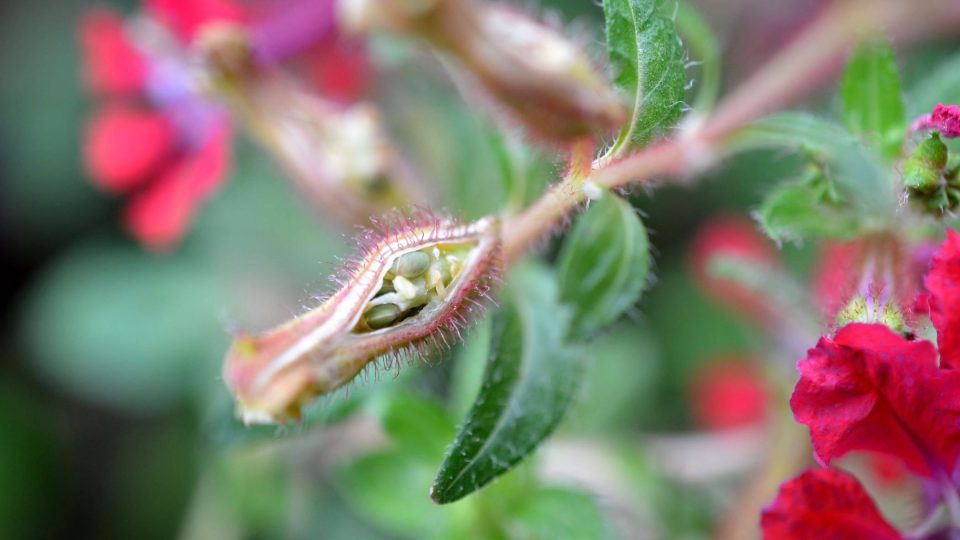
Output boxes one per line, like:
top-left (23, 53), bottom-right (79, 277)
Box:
top-left (223, 212), bottom-right (501, 425)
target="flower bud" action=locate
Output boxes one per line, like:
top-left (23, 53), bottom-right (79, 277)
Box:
top-left (903, 132), bottom-right (947, 194)
top-left (342, 0), bottom-right (625, 144)
top-left (223, 213), bottom-right (501, 424)
top-left (197, 24), bottom-right (426, 225)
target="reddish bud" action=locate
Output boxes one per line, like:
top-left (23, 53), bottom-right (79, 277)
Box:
top-left (342, 0), bottom-right (625, 144)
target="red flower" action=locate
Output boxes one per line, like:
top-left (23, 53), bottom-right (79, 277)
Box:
top-left (79, 7), bottom-right (233, 251)
top-left (79, 9), bottom-right (147, 95)
top-left (761, 468), bottom-right (901, 540)
top-left (791, 323), bottom-right (960, 478)
top-left (690, 358), bottom-right (768, 430)
top-left (79, 2), bottom-right (368, 250)
top-left (925, 230), bottom-right (960, 369)
top-left (146, 0), bottom-right (246, 42)
top-left (689, 216), bottom-right (780, 325)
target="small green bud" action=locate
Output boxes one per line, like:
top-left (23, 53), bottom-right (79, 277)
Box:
top-left (903, 133), bottom-right (948, 193)
top-left (366, 303), bottom-right (403, 329)
top-left (394, 251), bottom-right (431, 278)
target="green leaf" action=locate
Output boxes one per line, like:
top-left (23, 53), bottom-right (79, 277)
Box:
top-left (449, 319), bottom-right (492, 419)
top-left (489, 133), bottom-right (554, 212)
top-left (729, 113), bottom-right (896, 215)
top-left (430, 265), bottom-right (582, 504)
top-left (340, 452), bottom-right (460, 538)
top-left (507, 488), bottom-right (615, 540)
top-left (376, 393), bottom-right (457, 461)
top-left (604, 0), bottom-right (687, 153)
top-left (557, 191), bottom-right (651, 340)
top-left (756, 175), bottom-right (860, 243)
top-left (840, 40), bottom-right (905, 159)
top-left (21, 239), bottom-right (226, 413)
top-left (908, 50), bottom-right (960, 117)
top-left (675, 1), bottom-right (720, 112)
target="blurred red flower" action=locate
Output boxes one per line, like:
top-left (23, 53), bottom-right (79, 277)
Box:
top-left (689, 215), bottom-right (780, 326)
top-left (79, 7), bottom-right (233, 251)
top-left (79, 1), bottom-right (371, 251)
top-left (925, 230), bottom-right (960, 368)
top-left (761, 468), bottom-right (901, 540)
top-left (690, 358), bottom-right (768, 430)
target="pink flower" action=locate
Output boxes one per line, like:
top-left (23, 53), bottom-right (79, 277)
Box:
top-left (761, 468), bottom-right (902, 540)
top-left (911, 103), bottom-right (960, 138)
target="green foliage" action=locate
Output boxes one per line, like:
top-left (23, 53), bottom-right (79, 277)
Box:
top-left (840, 40), bottom-right (906, 160)
top-left (757, 166), bottom-right (860, 243)
top-left (557, 191), bottom-right (651, 340)
top-left (908, 50), bottom-right (960, 116)
top-left (22, 240), bottom-right (227, 413)
top-left (604, 0), bottom-right (687, 153)
top-left (340, 392), bottom-right (610, 539)
top-left (376, 393), bottom-right (457, 461)
top-left (675, 1), bottom-right (720, 112)
top-left (730, 113), bottom-right (896, 216)
top-left (431, 264), bottom-right (583, 504)
top-left (507, 488), bottom-right (615, 540)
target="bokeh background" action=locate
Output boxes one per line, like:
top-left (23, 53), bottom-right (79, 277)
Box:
top-left (1, 0), bottom-right (957, 538)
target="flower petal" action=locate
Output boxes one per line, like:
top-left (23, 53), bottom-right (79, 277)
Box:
top-left (78, 9), bottom-right (147, 95)
top-left (84, 106), bottom-right (176, 193)
top-left (761, 468), bottom-right (902, 540)
top-left (146, 0), bottom-right (246, 43)
top-left (791, 323), bottom-right (960, 478)
top-left (926, 230), bottom-right (960, 369)
top-left (123, 125), bottom-right (230, 250)
top-left (931, 104), bottom-right (960, 138)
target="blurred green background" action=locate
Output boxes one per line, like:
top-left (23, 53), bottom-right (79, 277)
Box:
top-left (1, 0), bottom-right (957, 538)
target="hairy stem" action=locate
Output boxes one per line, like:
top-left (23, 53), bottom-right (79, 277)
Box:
top-left (501, 0), bottom-right (960, 262)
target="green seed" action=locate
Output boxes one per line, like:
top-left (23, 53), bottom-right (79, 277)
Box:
top-left (366, 303), bottom-right (402, 329)
top-left (377, 279), bottom-right (395, 295)
top-left (394, 251), bottom-right (431, 278)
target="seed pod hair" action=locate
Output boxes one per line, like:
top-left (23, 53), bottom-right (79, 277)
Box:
top-left (222, 211), bottom-right (501, 424)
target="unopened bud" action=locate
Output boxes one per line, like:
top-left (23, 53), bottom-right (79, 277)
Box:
top-left (197, 24), bottom-right (426, 224)
top-left (343, 0), bottom-right (625, 144)
top-left (903, 132), bottom-right (947, 194)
